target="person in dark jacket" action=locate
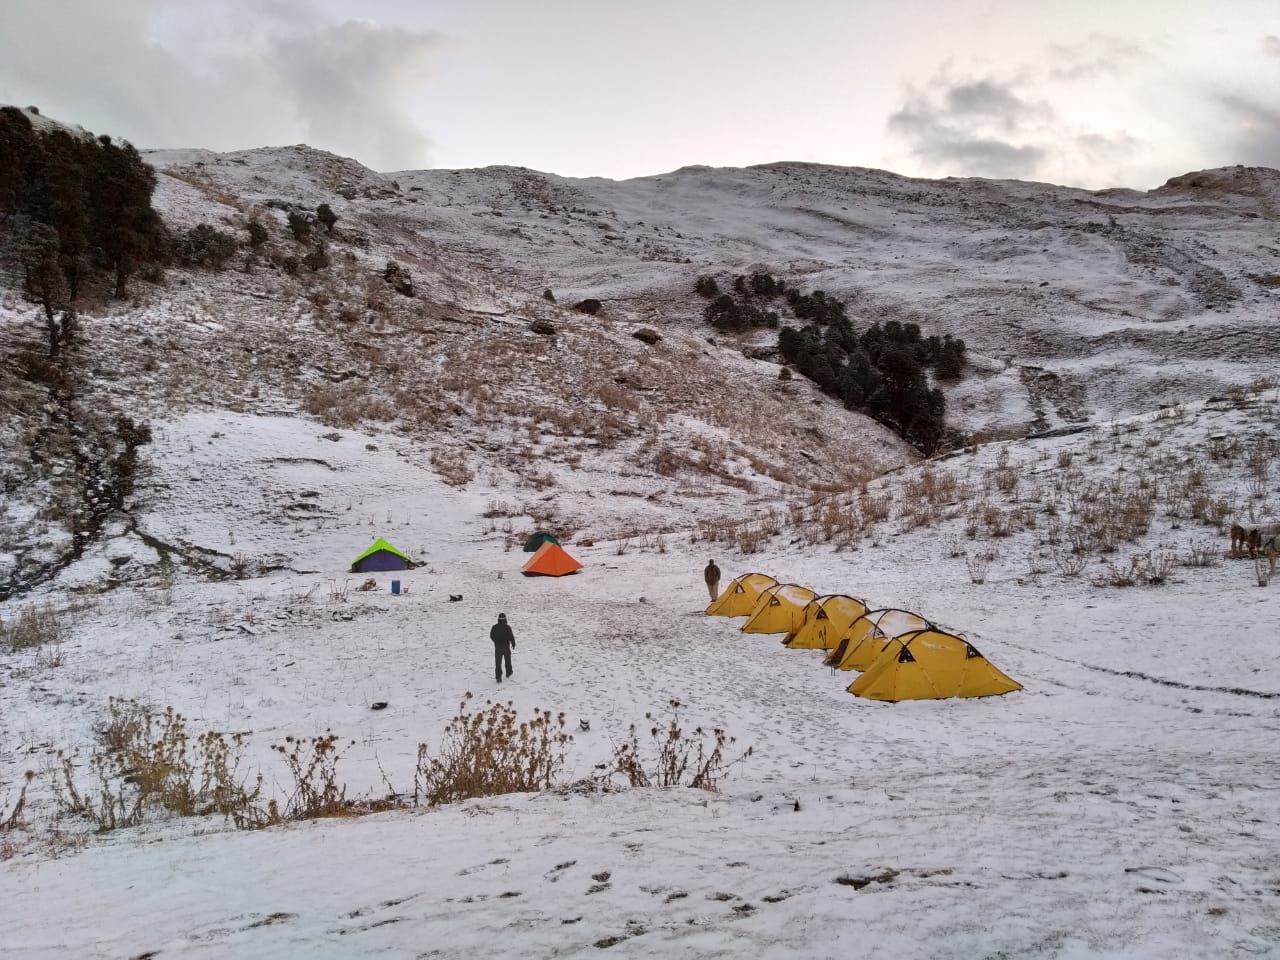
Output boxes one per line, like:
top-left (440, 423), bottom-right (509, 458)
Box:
top-left (490, 612), bottom-right (515, 682)
top-left (704, 559), bottom-right (722, 602)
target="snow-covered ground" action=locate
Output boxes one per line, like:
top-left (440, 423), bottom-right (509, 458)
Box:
top-left (4, 115), bottom-right (1279, 957)
top-left (3, 391), bottom-right (1279, 959)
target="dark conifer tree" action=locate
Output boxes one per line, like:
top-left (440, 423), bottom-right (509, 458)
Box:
top-left (316, 202), bottom-right (338, 233)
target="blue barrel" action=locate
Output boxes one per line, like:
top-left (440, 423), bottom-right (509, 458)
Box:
top-left (391, 580), bottom-right (401, 595)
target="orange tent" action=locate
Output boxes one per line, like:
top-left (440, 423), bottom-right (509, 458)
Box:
top-left (521, 541), bottom-right (582, 577)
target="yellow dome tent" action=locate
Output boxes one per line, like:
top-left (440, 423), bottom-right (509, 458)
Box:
top-left (784, 595), bottom-right (868, 650)
top-left (848, 629), bottom-right (1022, 701)
top-left (741, 583), bottom-right (817, 635)
top-left (825, 608), bottom-right (931, 671)
top-left (706, 572), bottom-right (777, 617)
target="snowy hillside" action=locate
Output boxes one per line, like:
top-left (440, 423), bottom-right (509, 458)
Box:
top-left (2, 114), bottom-right (1280, 959)
top-left (142, 146), bottom-right (1280, 434)
top-left (2, 387), bottom-right (1279, 959)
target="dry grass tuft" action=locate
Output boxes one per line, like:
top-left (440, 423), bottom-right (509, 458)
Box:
top-left (430, 448), bottom-right (476, 487)
top-left (2, 603), bottom-right (66, 652)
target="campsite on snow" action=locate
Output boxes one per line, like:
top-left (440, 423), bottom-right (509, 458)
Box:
top-left (2, 104), bottom-right (1280, 959)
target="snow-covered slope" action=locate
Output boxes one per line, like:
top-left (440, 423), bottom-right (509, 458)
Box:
top-left (143, 147), bottom-right (1280, 432)
top-left (2, 391), bottom-right (1279, 959)
top-left (3, 123), bottom-right (1280, 959)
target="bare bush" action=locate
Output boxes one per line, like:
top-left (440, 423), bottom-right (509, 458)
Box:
top-left (2, 771), bottom-right (34, 831)
top-left (1051, 545), bottom-right (1087, 577)
top-left (860, 493), bottom-right (892, 524)
top-left (430, 448), bottom-right (475, 487)
top-left (266, 733), bottom-right (355, 822)
top-left (1092, 551), bottom-right (1177, 588)
top-left (994, 465), bottom-right (1020, 496)
top-left (414, 695), bottom-right (571, 806)
top-left (303, 383), bottom-right (397, 427)
top-left (965, 550), bottom-right (997, 585)
top-left (601, 701), bottom-right (746, 792)
top-left (54, 698), bottom-right (263, 831)
top-left (1246, 438), bottom-right (1276, 483)
top-left (1182, 541), bottom-right (1220, 568)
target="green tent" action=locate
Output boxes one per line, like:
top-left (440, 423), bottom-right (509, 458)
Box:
top-left (350, 538), bottom-right (414, 572)
top-left (523, 531), bottom-right (561, 553)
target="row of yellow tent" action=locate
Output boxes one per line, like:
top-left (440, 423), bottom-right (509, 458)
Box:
top-left (706, 573), bottom-right (1022, 702)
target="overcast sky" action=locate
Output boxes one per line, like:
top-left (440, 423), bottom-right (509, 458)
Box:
top-left (2, 0), bottom-right (1278, 189)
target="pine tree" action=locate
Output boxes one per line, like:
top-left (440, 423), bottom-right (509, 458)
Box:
top-left (89, 137), bottom-right (166, 297)
top-left (316, 203), bottom-right (338, 233)
top-left (247, 219), bottom-right (269, 247)
top-left (21, 223), bottom-right (71, 355)
top-left (287, 210), bottom-right (313, 242)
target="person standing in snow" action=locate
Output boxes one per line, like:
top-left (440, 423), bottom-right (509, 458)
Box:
top-left (704, 559), bottom-right (721, 602)
top-left (490, 612), bottom-right (515, 682)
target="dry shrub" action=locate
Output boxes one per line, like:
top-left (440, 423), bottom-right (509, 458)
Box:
top-left (431, 448), bottom-right (475, 486)
top-left (2, 771), bottom-right (34, 831)
top-left (1051, 545), bottom-right (1087, 577)
top-left (602, 701), bottom-right (746, 792)
top-left (899, 500), bottom-right (940, 532)
top-left (1182, 540), bottom-right (1220, 567)
top-left (903, 466), bottom-right (959, 505)
top-left (266, 733), bottom-right (355, 821)
top-left (818, 500), bottom-right (864, 543)
top-left (597, 381), bottom-right (643, 414)
top-left (1207, 435), bottom-right (1238, 463)
top-left (983, 504), bottom-right (1013, 538)
top-left (1246, 438), bottom-right (1276, 482)
top-left (55, 698), bottom-right (263, 831)
top-left (1190, 495), bottom-right (1233, 528)
top-left (736, 510), bottom-right (783, 553)
top-left (1091, 550), bottom-right (1177, 588)
top-left (304, 382), bottom-right (397, 427)
top-left (414, 695), bottom-right (571, 806)
top-left (521, 469), bottom-right (557, 490)
top-left (695, 516), bottom-right (743, 544)
top-left (229, 552), bottom-right (253, 579)
top-left (860, 493), bottom-right (892, 523)
top-left (965, 549), bottom-right (997, 584)
top-left (994, 465), bottom-right (1020, 496)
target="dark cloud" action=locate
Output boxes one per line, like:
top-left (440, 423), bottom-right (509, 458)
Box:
top-left (1215, 92), bottom-right (1280, 168)
top-left (0, 0), bottom-right (443, 170)
top-left (1206, 36), bottom-right (1280, 168)
top-left (888, 77), bottom-right (1049, 179)
top-left (945, 81), bottom-right (1042, 127)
